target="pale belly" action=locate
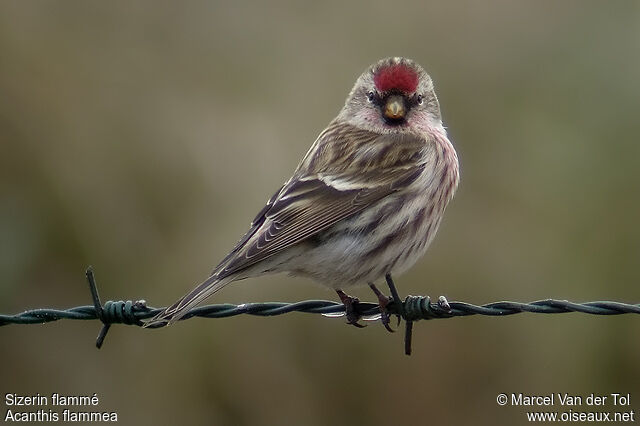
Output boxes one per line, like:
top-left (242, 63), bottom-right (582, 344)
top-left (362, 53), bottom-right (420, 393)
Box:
top-left (282, 190), bottom-right (446, 289)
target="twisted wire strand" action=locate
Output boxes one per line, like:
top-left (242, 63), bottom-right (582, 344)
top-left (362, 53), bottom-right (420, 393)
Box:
top-left (1, 267), bottom-right (638, 353)
top-left (3, 298), bottom-right (639, 327)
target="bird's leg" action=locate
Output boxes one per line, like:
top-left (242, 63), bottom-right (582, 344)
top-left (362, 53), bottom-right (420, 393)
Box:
top-left (336, 290), bottom-right (365, 328)
top-left (368, 283), bottom-right (394, 332)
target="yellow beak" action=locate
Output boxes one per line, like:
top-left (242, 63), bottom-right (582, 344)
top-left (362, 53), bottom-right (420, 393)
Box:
top-left (384, 95), bottom-right (406, 120)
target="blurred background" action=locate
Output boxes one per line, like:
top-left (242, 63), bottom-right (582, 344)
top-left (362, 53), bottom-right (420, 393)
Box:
top-left (1, 1), bottom-right (639, 424)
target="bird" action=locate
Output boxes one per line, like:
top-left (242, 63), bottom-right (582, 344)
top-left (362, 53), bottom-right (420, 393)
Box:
top-left (144, 57), bottom-right (459, 330)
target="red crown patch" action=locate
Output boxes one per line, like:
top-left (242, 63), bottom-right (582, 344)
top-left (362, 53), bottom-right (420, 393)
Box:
top-left (373, 64), bottom-right (419, 93)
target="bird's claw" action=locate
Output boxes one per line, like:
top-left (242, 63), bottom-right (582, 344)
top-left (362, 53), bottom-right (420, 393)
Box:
top-left (349, 320), bottom-right (366, 328)
top-left (345, 299), bottom-right (366, 328)
top-left (378, 297), bottom-right (395, 333)
top-left (336, 290), bottom-right (366, 328)
top-left (369, 283), bottom-right (396, 333)
top-left (381, 312), bottom-right (394, 332)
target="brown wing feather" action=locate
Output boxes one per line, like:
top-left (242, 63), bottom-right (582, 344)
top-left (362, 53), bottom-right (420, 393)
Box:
top-left (213, 123), bottom-right (428, 279)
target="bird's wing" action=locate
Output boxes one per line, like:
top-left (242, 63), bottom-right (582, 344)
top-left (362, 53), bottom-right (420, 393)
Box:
top-left (214, 128), bottom-right (428, 279)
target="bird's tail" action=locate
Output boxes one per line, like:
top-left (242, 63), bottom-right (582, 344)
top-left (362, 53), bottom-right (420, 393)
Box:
top-left (143, 274), bottom-right (234, 328)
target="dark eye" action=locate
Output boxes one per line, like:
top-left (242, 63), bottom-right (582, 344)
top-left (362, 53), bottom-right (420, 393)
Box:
top-left (417, 94), bottom-right (424, 105)
top-left (367, 91), bottom-right (376, 103)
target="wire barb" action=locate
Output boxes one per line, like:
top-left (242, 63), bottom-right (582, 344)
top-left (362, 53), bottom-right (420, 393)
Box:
top-left (0, 268), bottom-right (638, 354)
top-left (86, 267), bottom-right (109, 348)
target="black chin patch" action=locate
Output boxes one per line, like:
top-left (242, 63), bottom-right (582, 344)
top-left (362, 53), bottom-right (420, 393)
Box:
top-left (383, 116), bottom-right (406, 126)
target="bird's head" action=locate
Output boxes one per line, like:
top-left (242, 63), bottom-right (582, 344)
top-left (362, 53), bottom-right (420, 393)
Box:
top-left (339, 57), bottom-right (441, 133)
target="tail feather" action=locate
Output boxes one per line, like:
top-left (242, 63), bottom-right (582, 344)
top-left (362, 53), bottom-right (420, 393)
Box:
top-left (143, 275), bottom-right (233, 327)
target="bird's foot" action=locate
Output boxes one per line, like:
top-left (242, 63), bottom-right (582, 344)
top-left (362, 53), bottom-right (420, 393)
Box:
top-left (369, 283), bottom-right (396, 333)
top-left (336, 290), bottom-right (365, 328)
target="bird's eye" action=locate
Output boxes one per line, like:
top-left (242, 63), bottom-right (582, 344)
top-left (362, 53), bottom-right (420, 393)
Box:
top-left (367, 91), bottom-right (376, 103)
top-left (417, 94), bottom-right (424, 105)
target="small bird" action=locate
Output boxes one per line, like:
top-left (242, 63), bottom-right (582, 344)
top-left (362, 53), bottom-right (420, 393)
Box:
top-left (145, 57), bottom-right (459, 329)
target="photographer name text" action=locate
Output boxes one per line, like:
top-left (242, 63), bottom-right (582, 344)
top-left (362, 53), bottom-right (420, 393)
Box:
top-left (510, 393), bottom-right (630, 407)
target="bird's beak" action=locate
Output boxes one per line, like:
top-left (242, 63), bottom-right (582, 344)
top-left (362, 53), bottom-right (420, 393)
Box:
top-left (383, 95), bottom-right (406, 120)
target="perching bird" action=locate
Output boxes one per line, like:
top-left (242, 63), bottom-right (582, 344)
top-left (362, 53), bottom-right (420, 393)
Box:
top-left (144, 57), bottom-right (459, 330)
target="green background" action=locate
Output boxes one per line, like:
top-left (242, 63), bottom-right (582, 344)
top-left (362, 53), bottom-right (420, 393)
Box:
top-left (1, 1), bottom-right (639, 424)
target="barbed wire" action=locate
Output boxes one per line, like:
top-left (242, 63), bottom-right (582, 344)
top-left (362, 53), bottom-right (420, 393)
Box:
top-left (1, 268), bottom-right (639, 355)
